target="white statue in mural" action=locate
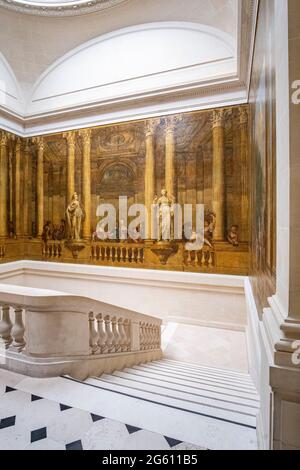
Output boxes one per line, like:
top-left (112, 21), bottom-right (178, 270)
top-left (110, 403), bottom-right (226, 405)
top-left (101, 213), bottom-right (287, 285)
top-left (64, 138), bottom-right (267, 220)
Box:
top-left (154, 189), bottom-right (174, 241)
top-left (66, 192), bottom-right (85, 240)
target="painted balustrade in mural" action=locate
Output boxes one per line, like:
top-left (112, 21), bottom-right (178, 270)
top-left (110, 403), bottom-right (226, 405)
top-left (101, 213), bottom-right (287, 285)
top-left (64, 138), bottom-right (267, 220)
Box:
top-left (43, 241), bottom-right (63, 259)
top-left (91, 242), bottom-right (144, 264)
top-left (184, 246), bottom-right (215, 267)
top-left (0, 245), bottom-right (5, 260)
top-left (0, 283), bottom-right (162, 378)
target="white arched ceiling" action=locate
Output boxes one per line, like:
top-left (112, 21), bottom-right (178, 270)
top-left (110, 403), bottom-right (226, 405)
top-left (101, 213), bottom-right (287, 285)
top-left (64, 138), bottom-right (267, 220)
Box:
top-left (28, 22), bottom-right (236, 116)
top-left (0, 53), bottom-right (23, 115)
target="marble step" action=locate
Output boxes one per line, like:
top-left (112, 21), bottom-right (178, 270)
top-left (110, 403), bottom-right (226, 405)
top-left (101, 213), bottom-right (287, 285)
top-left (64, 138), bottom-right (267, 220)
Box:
top-left (132, 364), bottom-right (258, 394)
top-left (6, 369), bottom-right (258, 449)
top-left (143, 362), bottom-right (256, 389)
top-left (155, 359), bottom-right (253, 381)
top-left (101, 373), bottom-right (259, 415)
top-left (124, 366), bottom-right (258, 400)
top-left (85, 376), bottom-right (257, 428)
top-left (113, 370), bottom-right (259, 407)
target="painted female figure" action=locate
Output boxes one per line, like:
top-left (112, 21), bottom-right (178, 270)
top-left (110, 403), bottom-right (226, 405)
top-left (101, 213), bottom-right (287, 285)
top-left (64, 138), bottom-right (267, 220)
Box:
top-left (66, 192), bottom-right (85, 240)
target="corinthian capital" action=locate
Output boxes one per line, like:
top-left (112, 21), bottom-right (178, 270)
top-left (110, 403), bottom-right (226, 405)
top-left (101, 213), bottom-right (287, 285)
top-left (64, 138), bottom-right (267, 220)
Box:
top-left (63, 131), bottom-right (76, 148)
top-left (145, 119), bottom-right (159, 137)
top-left (79, 128), bottom-right (92, 145)
top-left (165, 115), bottom-right (183, 133)
top-left (0, 131), bottom-right (9, 147)
top-left (212, 109), bottom-right (226, 128)
top-left (32, 136), bottom-right (44, 152)
top-left (238, 107), bottom-right (248, 126)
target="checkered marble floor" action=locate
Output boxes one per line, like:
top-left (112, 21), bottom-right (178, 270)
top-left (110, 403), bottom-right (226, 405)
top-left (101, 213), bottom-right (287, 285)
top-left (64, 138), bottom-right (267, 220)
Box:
top-left (0, 382), bottom-right (205, 450)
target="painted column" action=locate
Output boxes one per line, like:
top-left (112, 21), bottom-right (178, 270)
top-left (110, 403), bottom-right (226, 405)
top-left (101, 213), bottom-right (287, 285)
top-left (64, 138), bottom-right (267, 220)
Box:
top-left (15, 138), bottom-right (22, 238)
top-left (0, 132), bottom-right (9, 238)
top-left (33, 137), bottom-right (44, 237)
top-left (144, 119), bottom-right (157, 239)
top-left (80, 129), bottom-right (91, 239)
top-left (212, 109), bottom-right (226, 240)
top-left (64, 132), bottom-right (76, 203)
top-left (239, 107), bottom-right (249, 241)
top-left (165, 116), bottom-right (180, 199)
top-left (22, 141), bottom-right (30, 237)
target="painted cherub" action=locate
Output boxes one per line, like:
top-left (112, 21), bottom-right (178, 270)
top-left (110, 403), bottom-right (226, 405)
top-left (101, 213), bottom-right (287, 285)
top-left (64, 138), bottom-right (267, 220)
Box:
top-left (227, 225), bottom-right (239, 246)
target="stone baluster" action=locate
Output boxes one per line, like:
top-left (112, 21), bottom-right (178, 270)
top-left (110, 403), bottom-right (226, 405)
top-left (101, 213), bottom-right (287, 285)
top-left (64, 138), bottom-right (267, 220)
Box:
top-left (111, 316), bottom-right (120, 352)
top-left (0, 305), bottom-right (13, 348)
top-left (140, 322), bottom-right (145, 350)
top-left (104, 315), bottom-right (115, 352)
top-left (154, 325), bottom-right (159, 348)
top-left (144, 323), bottom-right (149, 350)
top-left (89, 312), bottom-right (99, 354)
top-left (97, 314), bottom-right (108, 353)
top-left (151, 324), bottom-right (156, 348)
top-left (10, 307), bottom-right (25, 352)
top-left (123, 319), bottom-right (131, 351)
top-left (148, 324), bottom-right (153, 349)
top-left (118, 318), bottom-right (127, 352)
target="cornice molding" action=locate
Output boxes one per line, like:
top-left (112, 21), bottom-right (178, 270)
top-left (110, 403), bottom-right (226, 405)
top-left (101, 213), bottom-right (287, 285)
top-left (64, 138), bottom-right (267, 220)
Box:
top-left (0, 0), bottom-right (129, 17)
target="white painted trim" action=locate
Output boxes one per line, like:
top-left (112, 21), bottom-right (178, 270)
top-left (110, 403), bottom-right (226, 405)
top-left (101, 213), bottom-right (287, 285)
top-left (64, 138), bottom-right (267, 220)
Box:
top-left (0, 260), bottom-right (246, 293)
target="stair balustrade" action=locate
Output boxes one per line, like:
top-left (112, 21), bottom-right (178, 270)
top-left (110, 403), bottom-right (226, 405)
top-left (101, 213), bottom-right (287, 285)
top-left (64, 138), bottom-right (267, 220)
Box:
top-left (0, 283), bottom-right (162, 379)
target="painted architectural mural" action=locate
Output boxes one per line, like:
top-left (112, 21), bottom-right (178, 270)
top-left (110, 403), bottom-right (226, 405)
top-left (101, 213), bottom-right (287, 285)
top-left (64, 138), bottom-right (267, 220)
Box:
top-left (249, 0), bottom-right (276, 312)
top-left (0, 105), bottom-right (250, 274)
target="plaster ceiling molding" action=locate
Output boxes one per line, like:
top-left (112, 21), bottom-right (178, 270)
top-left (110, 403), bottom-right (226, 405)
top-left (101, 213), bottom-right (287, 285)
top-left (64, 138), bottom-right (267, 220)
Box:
top-left (0, 0), bottom-right (129, 16)
top-left (28, 22), bottom-right (237, 116)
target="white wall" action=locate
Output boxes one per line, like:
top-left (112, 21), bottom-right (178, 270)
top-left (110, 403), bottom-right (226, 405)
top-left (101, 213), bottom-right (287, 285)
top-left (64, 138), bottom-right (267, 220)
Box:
top-left (0, 260), bottom-right (247, 331)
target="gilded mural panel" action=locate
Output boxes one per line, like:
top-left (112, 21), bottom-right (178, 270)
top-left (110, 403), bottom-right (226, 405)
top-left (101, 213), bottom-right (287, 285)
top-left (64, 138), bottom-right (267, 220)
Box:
top-left (0, 104), bottom-right (250, 275)
top-left (249, 0), bottom-right (276, 313)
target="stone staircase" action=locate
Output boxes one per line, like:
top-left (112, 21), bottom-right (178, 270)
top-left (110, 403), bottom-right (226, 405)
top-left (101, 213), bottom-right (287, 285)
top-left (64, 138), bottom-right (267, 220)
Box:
top-left (78, 359), bottom-right (260, 450)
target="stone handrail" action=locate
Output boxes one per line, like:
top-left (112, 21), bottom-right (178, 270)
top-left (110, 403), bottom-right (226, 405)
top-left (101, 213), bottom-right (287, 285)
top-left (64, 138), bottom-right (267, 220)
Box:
top-left (0, 283), bottom-right (162, 379)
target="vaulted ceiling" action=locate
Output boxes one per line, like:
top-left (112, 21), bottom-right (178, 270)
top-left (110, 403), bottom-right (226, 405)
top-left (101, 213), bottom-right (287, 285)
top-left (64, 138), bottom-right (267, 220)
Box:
top-left (0, 0), bottom-right (258, 136)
